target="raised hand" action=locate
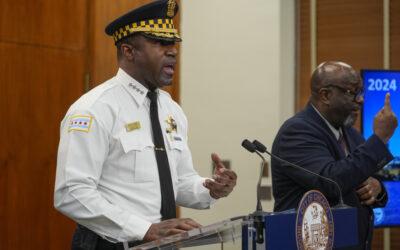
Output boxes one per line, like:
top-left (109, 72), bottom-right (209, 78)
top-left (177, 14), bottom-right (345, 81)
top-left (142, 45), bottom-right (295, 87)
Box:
top-left (203, 153), bottom-right (237, 199)
top-left (373, 93), bottom-right (398, 143)
top-left (143, 218), bottom-right (201, 242)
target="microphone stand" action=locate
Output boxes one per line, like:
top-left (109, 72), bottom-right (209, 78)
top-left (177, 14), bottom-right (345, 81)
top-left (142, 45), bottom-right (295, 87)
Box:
top-left (252, 140), bottom-right (349, 208)
top-left (255, 150), bottom-right (265, 212)
top-left (253, 151), bottom-right (267, 244)
top-left (241, 140), bottom-right (266, 244)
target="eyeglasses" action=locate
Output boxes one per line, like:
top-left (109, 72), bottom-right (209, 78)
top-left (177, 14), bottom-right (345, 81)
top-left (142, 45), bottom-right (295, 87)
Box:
top-left (326, 84), bottom-right (364, 101)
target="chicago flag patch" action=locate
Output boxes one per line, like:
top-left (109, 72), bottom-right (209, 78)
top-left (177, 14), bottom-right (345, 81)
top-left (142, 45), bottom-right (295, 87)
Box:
top-left (68, 115), bottom-right (93, 133)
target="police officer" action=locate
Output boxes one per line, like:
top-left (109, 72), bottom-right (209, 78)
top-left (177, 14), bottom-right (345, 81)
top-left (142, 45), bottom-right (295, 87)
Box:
top-left (54, 1), bottom-right (237, 249)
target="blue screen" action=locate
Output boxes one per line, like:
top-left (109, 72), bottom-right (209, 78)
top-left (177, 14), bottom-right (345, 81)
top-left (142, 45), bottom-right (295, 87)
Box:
top-left (361, 69), bottom-right (400, 227)
top-left (374, 182), bottom-right (400, 227)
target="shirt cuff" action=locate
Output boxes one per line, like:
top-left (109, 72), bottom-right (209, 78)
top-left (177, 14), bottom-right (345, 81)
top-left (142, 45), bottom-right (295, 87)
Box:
top-left (117, 214), bottom-right (152, 242)
top-left (376, 191), bottom-right (386, 202)
top-left (368, 134), bottom-right (394, 169)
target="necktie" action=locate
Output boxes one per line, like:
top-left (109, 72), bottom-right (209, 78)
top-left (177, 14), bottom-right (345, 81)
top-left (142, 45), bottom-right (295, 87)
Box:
top-left (338, 131), bottom-right (348, 156)
top-left (147, 91), bottom-right (176, 220)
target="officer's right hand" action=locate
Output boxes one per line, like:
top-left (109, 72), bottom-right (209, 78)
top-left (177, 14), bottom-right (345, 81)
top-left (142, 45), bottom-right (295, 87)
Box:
top-left (373, 93), bottom-right (398, 144)
top-left (143, 218), bottom-right (201, 242)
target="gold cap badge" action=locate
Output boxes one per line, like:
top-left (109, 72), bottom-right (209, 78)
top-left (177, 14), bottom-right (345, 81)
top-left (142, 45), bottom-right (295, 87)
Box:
top-left (167, 0), bottom-right (177, 18)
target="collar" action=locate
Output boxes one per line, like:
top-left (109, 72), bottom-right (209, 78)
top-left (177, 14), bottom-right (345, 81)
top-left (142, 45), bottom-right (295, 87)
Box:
top-left (116, 68), bottom-right (151, 107)
top-left (311, 104), bottom-right (341, 140)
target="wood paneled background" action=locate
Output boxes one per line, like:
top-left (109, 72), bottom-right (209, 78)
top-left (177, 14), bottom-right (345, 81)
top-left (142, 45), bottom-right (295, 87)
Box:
top-left (0, 0), bottom-right (180, 249)
top-left (297, 0), bottom-right (400, 249)
top-left (0, 1), bottom-right (88, 249)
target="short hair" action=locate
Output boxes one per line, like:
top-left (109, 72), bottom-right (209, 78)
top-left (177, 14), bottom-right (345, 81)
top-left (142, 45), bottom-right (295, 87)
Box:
top-left (310, 61), bottom-right (360, 98)
top-left (116, 33), bottom-right (141, 60)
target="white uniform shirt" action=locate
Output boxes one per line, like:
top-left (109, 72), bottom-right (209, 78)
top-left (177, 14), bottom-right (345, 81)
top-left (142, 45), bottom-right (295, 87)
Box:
top-left (54, 68), bottom-right (214, 242)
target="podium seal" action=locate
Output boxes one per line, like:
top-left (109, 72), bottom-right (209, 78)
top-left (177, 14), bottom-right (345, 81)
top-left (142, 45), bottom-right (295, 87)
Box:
top-left (296, 190), bottom-right (334, 250)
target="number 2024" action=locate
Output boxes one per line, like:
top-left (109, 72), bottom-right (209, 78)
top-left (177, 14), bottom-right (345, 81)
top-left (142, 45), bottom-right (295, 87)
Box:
top-left (368, 79), bottom-right (397, 91)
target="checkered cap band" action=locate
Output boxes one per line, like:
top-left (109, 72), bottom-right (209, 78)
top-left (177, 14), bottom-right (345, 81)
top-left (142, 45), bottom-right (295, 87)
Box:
top-left (113, 18), bottom-right (180, 42)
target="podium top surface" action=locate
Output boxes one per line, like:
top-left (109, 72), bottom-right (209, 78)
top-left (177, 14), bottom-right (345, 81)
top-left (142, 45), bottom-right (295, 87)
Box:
top-left (130, 216), bottom-right (247, 250)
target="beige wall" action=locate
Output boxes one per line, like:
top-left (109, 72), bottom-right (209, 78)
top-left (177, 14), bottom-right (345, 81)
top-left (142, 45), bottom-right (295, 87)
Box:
top-left (179, 0), bottom-right (295, 243)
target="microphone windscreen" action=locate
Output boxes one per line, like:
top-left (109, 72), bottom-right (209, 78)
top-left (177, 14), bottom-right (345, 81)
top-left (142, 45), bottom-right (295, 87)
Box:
top-left (241, 139), bottom-right (256, 153)
top-left (252, 140), bottom-right (267, 153)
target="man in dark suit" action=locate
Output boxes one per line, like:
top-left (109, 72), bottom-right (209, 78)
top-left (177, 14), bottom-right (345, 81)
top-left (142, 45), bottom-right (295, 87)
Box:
top-left (271, 61), bottom-right (398, 249)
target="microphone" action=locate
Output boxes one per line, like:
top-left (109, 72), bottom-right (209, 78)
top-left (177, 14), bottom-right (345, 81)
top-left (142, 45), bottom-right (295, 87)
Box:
top-left (241, 139), bottom-right (265, 212)
top-left (252, 139), bottom-right (347, 208)
top-left (241, 139), bottom-right (266, 244)
top-left (241, 139), bottom-right (256, 152)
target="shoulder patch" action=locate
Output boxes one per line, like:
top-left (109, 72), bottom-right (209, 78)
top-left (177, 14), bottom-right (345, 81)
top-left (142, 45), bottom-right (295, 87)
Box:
top-left (68, 115), bottom-right (93, 133)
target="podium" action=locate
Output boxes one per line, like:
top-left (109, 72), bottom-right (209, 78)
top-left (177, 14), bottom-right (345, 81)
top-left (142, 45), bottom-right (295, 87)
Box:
top-left (130, 207), bottom-right (358, 250)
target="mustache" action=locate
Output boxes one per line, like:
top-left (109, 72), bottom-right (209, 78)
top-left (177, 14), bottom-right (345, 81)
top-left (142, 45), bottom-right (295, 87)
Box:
top-left (163, 56), bottom-right (176, 65)
top-left (165, 59), bottom-right (176, 63)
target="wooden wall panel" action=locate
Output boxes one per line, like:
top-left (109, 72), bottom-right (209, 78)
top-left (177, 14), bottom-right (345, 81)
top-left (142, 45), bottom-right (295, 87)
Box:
top-left (391, 228), bottom-right (400, 250)
top-left (372, 228), bottom-right (384, 250)
top-left (373, 228), bottom-right (400, 250)
top-left (0, 1), bottom-right (88, 50)
top-left (391, 0), bottom-right (400, 69)
top-left (88, 0), bottom-right (151, 85)
top-left (0, 43), bottom-right (86, 249)
top-left (89, 0), bottom-right (181, 102)
top-left (317, 0), bottom-right (383, 70)
top-left (317, 0), bottom-right (383, 131)
top-left (297, 0), bottom-right (384, 109)
top-left (297, 0), bottom-right (311, 110)
top-left (0, 1), bottom-right (88, 249)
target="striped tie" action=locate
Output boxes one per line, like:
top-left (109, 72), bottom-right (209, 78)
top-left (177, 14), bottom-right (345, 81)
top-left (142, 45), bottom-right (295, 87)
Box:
top-left (338, 131), bottom-right (348, 156)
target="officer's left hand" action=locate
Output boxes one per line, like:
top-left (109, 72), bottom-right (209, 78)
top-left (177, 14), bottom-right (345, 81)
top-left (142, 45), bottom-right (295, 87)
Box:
top-left (203, 153), bottom-right (237, 199)
top-left (356, 177), bottom-right (382, 205)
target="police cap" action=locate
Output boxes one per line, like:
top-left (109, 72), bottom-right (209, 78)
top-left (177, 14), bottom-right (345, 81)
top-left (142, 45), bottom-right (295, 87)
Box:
top-left (105, 0), bottom-right (181, 44)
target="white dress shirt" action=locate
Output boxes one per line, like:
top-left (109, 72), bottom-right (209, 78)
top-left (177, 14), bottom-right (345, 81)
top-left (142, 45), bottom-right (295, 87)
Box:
top-left (54, 68), bottom-right (214, 243)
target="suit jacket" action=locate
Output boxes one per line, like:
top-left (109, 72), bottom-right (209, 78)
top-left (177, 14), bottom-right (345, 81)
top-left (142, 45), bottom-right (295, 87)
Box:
top-left (271, 103), bottom-right (392, 249)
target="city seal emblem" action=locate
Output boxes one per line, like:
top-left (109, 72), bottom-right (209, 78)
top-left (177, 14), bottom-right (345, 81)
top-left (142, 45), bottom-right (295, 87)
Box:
top-left (296, 190), bottom-right (334, 250)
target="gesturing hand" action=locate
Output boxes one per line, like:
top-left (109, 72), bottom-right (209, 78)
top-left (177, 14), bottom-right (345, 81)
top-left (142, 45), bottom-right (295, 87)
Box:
top-left (374, 93), bottom-right (398, 143)
top-left (143, 218), bottom-right (201, 242)
top-left (356, 177), bottom-right (382, 205)
top-left (203, 153), bottom-right (237, 199)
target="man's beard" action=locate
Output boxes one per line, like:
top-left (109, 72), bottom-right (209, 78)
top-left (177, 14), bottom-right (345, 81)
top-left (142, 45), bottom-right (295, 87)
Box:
top-left (343, 113), bottom-right (357, 127)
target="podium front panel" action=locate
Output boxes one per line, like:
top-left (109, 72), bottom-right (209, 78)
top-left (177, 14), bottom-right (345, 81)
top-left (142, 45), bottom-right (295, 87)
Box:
top-left (244, 207), bottom-right (359, 249)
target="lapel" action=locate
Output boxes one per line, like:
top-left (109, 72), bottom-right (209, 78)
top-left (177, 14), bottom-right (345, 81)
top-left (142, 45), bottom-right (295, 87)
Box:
top-left (303, 103), bottom-right (347, 159)
top-left (342, 127), bottom-right (356, 153)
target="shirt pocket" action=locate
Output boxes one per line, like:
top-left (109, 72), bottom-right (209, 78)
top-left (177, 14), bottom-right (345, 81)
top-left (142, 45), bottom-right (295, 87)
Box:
top-left (166, 136), bottom-right (185, 183)
top-left (119, 131), bottom-right (157, 183)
